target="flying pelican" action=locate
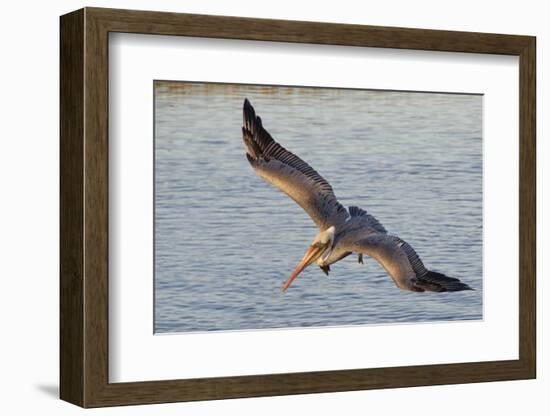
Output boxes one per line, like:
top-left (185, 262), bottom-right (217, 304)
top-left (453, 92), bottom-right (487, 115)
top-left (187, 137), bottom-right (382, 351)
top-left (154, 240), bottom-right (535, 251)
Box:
top-left (242, 98), bottom-right (473, 293)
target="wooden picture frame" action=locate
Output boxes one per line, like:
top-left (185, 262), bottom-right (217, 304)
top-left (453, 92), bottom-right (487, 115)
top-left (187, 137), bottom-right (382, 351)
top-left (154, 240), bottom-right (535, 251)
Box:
top-left (60, 7), bottom-right (536, 408)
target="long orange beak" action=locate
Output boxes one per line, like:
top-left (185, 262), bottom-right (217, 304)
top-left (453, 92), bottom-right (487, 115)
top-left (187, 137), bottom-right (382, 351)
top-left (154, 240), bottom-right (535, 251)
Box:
top-left (282, 245), bottom-right (322, 292)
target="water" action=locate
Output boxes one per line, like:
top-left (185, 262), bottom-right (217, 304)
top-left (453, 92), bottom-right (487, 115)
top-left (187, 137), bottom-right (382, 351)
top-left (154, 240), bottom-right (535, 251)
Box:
top-left (154, 81), bottom-right (482, 333)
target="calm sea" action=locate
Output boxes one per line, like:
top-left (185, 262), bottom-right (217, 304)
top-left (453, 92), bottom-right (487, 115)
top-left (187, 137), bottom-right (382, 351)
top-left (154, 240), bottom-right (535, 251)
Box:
top-left (154, 82), bottom-right (482, 333)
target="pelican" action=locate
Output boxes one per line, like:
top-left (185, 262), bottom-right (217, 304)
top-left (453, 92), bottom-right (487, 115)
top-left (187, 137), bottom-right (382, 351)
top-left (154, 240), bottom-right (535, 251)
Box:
top-left (242, 99), bottom-right (473, 293)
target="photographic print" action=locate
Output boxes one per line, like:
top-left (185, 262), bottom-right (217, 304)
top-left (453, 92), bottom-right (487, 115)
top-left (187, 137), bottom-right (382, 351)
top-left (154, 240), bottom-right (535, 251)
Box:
top-left (154, 81), bottom-right (482, 333)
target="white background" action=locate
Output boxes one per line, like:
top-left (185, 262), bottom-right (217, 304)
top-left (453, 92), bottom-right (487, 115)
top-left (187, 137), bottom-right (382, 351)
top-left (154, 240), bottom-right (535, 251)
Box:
top-left (0, 0), bottom-right (545, 415)
top-left (110, 34), bottom-right (518, 382)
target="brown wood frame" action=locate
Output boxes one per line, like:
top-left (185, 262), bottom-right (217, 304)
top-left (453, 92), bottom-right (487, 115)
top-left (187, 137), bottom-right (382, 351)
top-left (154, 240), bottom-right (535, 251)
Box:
top-left (60, 7), bottom-right (536, 408)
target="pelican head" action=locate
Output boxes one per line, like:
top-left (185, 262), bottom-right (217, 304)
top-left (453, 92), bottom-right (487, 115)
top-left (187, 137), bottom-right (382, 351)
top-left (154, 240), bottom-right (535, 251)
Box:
top-left (282, 226), bottom-right (335, 292)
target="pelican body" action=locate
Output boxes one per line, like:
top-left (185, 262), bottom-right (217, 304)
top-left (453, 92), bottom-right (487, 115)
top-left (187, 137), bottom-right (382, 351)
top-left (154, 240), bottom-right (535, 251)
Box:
top-left (242, 99), bottom-right (473, 293)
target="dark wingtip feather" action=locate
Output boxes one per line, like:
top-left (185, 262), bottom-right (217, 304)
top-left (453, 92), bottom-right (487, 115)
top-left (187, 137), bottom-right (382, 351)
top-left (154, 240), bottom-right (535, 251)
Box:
top-left (243, 98), bottom-right (252, 112)
top-left (242, 99), bottom-right (261, 160)
top-left (243, 98), bottom-right (256, 130)
top-left (242, 99), bottom-right (276, 160)
top-left (417, 270), bottom-right (474, 292)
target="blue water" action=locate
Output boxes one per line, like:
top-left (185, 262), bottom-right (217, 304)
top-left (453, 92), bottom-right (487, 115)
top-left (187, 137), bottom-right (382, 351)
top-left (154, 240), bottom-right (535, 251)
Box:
top-left (154, 82), bottom-right (482, 333)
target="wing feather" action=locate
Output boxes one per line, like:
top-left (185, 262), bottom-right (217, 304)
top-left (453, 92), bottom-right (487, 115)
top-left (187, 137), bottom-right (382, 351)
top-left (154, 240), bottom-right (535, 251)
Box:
top-left (348, 206), bottom-right (387, 234)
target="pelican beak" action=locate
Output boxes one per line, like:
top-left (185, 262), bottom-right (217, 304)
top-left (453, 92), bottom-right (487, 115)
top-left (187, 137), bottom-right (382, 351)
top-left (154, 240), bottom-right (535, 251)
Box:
top-left (282, 244), bottom-right (324, 292)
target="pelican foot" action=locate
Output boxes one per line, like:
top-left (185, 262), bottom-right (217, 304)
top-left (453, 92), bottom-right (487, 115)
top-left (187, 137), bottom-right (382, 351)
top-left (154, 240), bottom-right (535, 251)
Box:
top-left (320, 265), bottom-right (330, 276)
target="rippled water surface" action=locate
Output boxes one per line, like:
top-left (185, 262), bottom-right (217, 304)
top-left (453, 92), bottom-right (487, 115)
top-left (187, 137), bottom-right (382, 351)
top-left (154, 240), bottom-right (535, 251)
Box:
top-left (154, 82), bottom-right (482, 333)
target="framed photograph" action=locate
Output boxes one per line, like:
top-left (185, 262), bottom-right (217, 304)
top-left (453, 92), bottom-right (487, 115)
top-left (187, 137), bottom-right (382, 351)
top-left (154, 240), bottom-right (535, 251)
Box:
top-left (60, 7), bottom-right (536, 408)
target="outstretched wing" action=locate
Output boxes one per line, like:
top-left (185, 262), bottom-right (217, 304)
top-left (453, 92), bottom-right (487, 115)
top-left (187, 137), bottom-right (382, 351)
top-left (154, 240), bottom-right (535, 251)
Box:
top-left (348, 206), bottom-right (387, 234)
top-left (242, 99), bottom-right (349, 230)
top-left (348, 233), bottom-right (472, 292)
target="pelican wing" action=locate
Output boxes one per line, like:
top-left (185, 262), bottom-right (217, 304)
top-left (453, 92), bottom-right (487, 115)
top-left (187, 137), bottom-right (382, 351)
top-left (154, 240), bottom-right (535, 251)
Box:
top-left (242, 99), bottom-right (349, 230)
top-left (348, 206), bottom-right (387, 234)
top-left (348, 233), bottom-right (472, 292)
